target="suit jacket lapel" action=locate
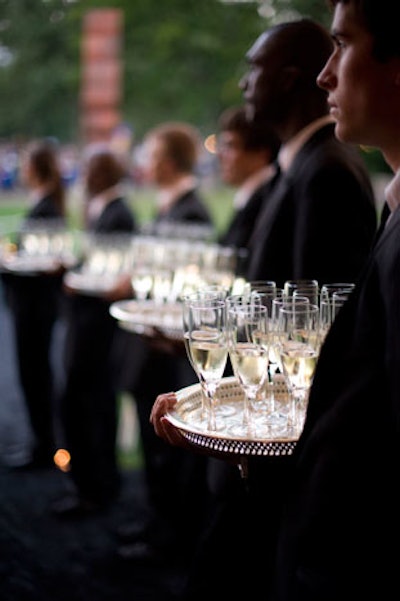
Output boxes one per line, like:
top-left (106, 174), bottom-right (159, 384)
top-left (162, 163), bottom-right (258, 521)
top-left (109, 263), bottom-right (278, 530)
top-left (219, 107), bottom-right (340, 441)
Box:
top-left (373, 204), bottom-right (400, 253)
top-left (249, 124), bottom-right (335, 248)
top-left (247, 169), bottom-right (289, 250)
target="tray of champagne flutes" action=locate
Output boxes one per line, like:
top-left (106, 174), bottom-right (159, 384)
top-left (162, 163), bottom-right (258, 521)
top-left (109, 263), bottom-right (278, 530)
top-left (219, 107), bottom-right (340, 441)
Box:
top-left (166, 376), bottom-right (298, 458)
top-left (0, 223), bottom-right (78, 275)
top-left (1, 252), bottom-right (62, 275)
top-left (110, 299), bottom-right (184, 339)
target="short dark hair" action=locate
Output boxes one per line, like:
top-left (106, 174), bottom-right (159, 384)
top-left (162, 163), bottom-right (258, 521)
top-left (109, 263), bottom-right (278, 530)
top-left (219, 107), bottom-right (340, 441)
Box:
top-left (328, 0), bottom-right (400, 61)
top-left (145, 122), bottom-right (200, 173)
top-left (85, 150), bottom-right (127, 196)
top-left (218, 106), bottom-right (280, 159)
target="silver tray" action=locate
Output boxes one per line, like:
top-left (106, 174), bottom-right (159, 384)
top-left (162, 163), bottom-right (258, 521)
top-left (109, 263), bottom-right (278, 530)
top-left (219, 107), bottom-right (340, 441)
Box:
top-left (166, 376), bottom-right (297, 458)
top-left (110, 299), bottom-right (183, 339)
top-left (64, 269), bottom-right (120, 297)
top-left (0, 253), bottom-right (62, 275)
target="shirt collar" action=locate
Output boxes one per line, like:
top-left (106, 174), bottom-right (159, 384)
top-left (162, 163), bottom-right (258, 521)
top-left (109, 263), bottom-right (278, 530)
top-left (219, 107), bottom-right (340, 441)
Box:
top-left (87, 184), bottom-right (122, 223)
top-left (384, 170), bottom-right (400, 213)
top-left (157, 175), bottom-right (198, 214)
top-left (28, 185), bottom-right (52, 205)
top-left (233, 163), bottom-right (277, 210)
top-left (277, 115), bottom-right (335, 173)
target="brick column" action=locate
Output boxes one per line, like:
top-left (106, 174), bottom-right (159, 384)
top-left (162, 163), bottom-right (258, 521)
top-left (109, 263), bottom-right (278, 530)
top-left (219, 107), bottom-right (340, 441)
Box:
top-left (80, 8), bottom-right (123, 144)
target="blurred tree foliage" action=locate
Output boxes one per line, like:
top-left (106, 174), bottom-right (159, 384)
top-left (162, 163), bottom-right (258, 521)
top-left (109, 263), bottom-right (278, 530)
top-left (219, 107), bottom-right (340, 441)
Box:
top-left (0, 0), bottom-right (79, 143)
top-left (0, 0), bottom-right (389, 172)
top-left (0, 0), bottom-right (266, 143)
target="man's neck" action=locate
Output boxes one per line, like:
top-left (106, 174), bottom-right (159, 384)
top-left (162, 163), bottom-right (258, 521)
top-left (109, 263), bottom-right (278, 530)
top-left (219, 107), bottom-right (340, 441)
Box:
top-left (278, 115), bottom-right (334, 172)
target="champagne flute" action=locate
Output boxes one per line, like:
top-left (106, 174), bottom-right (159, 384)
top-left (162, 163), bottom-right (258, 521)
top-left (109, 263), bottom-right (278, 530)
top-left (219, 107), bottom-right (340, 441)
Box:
top-left (277, 303), bottom-right (320, 435)
top-left (243, 280), bottom-right (277, 295)
top-left (319, 285), bottom-right (355, 344)
top-left (226, 292), bottom-right (262, 312)
top-left (182, 289), bottom-right (227, 425)
top-left (320, 283), bottom-right (354, 333)
top-left (267, 295), bottom-right (310, 428)
top-left (152, 268), bottom-right (174, 304)
top-left (187, 298), bottom-right (228, 431)
top-left (284, 278), bottom-right (319, 305)
top-left (332, 289), bottom-right (353, 318)
top-left (227, 303), bottom-right (269, 437)
top-left (249, 288), bottom-right (283, 421)
top-left (320, 282), bottom-right (355, 303)
top-left (131, 266), bottom-right (153, 301)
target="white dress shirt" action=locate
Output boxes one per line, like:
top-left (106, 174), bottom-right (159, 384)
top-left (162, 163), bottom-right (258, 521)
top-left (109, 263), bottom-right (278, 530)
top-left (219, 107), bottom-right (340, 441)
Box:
top-left (233, 164), bottom-right (278, 211)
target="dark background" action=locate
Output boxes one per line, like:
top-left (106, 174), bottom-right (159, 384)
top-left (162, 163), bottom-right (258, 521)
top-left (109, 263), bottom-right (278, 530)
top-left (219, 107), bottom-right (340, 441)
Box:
top-left (0, 282), bottom-right (186, 601)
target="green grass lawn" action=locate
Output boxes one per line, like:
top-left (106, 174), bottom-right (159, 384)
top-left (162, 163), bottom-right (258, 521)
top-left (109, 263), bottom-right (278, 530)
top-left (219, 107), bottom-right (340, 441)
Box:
top-left (0, 183), bottom-right (235, 238)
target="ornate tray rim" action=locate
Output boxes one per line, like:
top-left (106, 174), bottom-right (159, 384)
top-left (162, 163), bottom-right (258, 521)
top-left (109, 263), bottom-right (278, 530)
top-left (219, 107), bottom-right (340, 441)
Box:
top-left (64, 269), bottom-right (120, 297)
top-left (0, 253), bottom-right (62, 275)
top-left (166, 376), bottom-right (298, 458)
top-left (110, 299), bottom-right (183, 339)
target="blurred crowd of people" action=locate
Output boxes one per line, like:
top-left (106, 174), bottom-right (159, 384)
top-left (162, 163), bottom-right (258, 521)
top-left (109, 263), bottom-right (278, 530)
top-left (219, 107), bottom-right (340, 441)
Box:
top-left (0, 142), bottom-right (80, 192)
top-left (0, 124), bottom-right (221, 198)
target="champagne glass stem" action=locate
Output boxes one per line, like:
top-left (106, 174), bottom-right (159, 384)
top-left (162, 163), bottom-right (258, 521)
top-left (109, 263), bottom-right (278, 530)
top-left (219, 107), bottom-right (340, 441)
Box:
top-left (204, 381), bottom-right (218, 432)
top-left (242, 390), bottom-right (257, 437)
top-left (290, 390), bottom-right (306, 435)
top-left (199, 379), bottom-right (209, 422)
top-left (261, 363), bottom-right (275, 416)
top-left (243, 393), bottom-right (251, 431)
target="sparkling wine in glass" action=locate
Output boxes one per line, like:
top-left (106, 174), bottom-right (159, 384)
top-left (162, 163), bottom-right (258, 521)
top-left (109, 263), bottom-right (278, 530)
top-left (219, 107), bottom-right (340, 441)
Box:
top-left (277, 303), bottom-right (320, 435)
top-left (187, 298), bottom-right (228, 431)
top-left (227, 303), bottom-right (269, 437)
top-left (131, 267), bottom-right (153, 301)
top-left (182, 289), bottom-right (226, 424)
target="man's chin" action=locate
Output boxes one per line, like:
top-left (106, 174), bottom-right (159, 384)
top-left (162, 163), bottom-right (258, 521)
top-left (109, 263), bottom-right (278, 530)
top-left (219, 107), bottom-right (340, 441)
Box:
top-left (333, 121), bottom-right (351, 143)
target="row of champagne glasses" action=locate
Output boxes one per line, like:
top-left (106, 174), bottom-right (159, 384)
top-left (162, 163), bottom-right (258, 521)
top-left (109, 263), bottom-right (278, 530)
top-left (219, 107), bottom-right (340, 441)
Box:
top-left (180, 287), bottom-right (282, 437)
top-left (181, 279), bottom-right (355, 438)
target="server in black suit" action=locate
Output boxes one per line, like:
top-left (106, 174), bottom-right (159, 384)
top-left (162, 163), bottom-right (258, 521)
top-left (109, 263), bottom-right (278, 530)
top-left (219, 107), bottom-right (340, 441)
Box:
top-left (244, 24), bottom-right (377, 287)
top-left (116, 122), bottom-right (215, 560)
top-left (140, 121), bottom-right (212, 235)
top-left (126, 110), bottom-right (281, 567)
top-left (217, 105), bottom-right (280, 253)
top-left (272, 1), bottom-right (400, 598)
top-left (53, 148), bottom-right (137, 516)
top-left (2, 139), bottom-right (67, 468)
top-left (201, 101), bottom-right (281, 545)
top-left (150, 19), bottom-right (378, 600)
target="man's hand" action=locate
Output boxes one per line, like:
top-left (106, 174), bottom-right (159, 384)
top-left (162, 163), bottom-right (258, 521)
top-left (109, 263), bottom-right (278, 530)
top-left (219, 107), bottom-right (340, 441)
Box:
top-left (150, 392), bottom-right (191, 448)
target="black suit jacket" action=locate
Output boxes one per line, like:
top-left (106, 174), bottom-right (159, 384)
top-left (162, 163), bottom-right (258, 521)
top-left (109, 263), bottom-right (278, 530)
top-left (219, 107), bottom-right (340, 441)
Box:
top-left (219, 177), bottom-right (279, 251)
top-left (64, 196), bottom-right (136, 371)
top-left (141, 188), bottom-right (213, 240)
top-left (152, 188), bottom-right (212, 225)
top-left (61, 195), bottom-right (136, 501)
top-left (200, 126), bottom-right (377, 600)
top-left (273, 206), bottom-right (400, 600)
top-left (246, 124), bottom-right (377, 287)
top-left (24, 194), bottom-right (64, 221)
top-left (88, 197), bottom-right (137, 233)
